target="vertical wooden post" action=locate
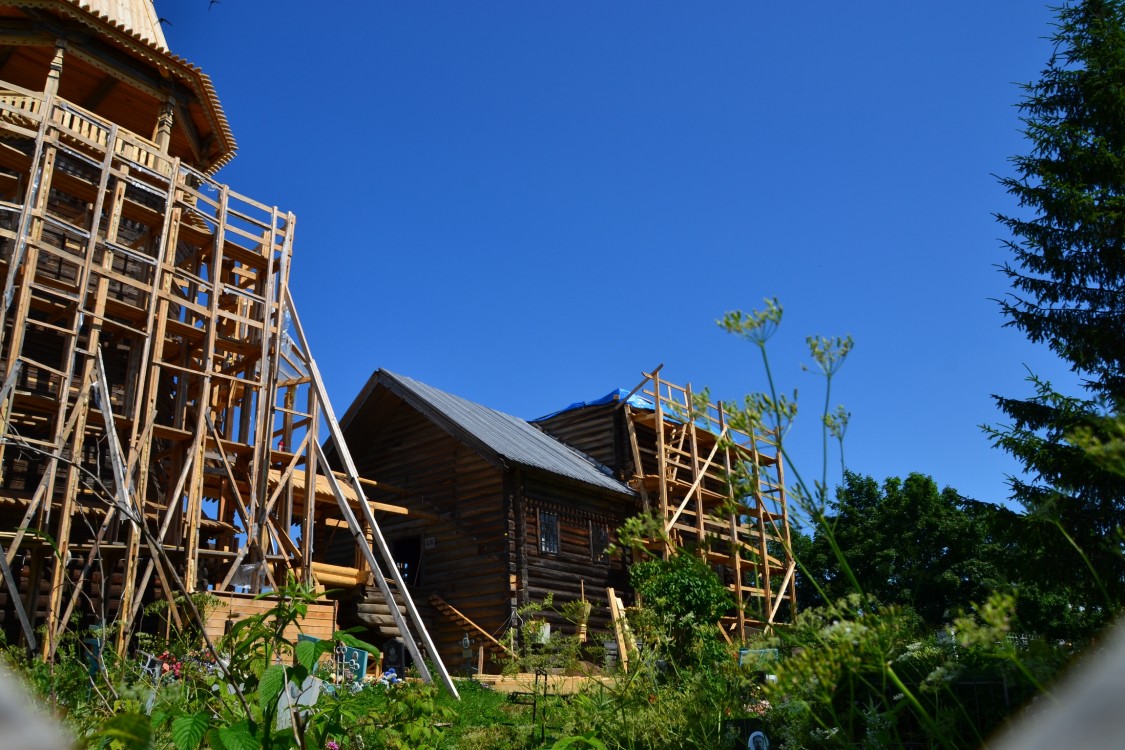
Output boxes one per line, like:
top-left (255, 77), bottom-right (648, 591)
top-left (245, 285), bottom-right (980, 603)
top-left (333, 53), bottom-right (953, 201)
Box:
top-left (750, 438), bottom-right (773, 626)
top-left (280, 385), bottom-right (296, 530)
top-left (301, 386), bottom-right (318, 585)
top-left (651, 370), bottom-right (669, 559)
top-left (44, 116), bottom-right (123, 656)
top-left (185, 183), bottom-right (229, 594)
top-left (684, 383), bottom-right (705, 545)
top-left (776, 442), bottom-right (796, 618)
top-left (623, 405), bottom-right (650, 513)
top-left (43, 40), bottom-right (65, 98)
top-left (718, 402), bottom-right (745, 639)
top-left (117, 158), bottom-right (181, 642)
top-left (153, 91), bottom-right (174, 151)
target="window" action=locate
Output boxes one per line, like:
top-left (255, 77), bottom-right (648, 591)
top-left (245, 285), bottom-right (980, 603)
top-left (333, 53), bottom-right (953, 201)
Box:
top-left (590, 522), bottom-right (610, 563)
top-left (539, 511), bottom-right (559, 554)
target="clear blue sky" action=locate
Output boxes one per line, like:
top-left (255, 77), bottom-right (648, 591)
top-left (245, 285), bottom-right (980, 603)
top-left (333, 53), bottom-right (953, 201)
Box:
top-left (158, 1), bottom-right (1077, 513)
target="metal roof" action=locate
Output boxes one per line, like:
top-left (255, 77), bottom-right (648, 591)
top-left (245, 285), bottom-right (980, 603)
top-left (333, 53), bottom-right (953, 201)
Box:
top-left (380, 370), bottom-right (635, 497)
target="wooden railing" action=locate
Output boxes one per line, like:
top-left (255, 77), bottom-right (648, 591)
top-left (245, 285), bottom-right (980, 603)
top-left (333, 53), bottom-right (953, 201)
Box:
top-left (0, 88), bottom-right (42, 128)
top-left (0, 80), bottom-right (174, 178)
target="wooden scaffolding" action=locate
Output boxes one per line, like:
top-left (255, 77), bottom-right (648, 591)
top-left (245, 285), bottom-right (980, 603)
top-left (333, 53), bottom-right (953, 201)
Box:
top-left (0, 0), bottom-right (455, 694)
top-left (622, 367), bottom-right (797, 635)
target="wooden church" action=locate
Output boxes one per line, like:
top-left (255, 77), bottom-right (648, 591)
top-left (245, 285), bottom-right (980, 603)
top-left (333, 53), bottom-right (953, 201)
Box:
top-left (331, 367), bottom-right (797, 671)
top-left (0, 0), bottom-right (456, 693)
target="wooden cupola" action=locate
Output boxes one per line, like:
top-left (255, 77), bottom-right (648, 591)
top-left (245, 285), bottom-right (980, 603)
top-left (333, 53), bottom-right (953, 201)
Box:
top-left (0, 0), bottom-right (234, 172)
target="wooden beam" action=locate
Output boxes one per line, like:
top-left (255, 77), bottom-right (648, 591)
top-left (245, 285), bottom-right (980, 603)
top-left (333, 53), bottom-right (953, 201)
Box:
top-left (663, 430), bottom-right (725, 535)
top-left (607, 587), bottom-right (629, 674)
top-left (329, 469), bottom-right (408, 496)
top-left (90, 349), bottom-right (184, 653)
top-left (0, 535), bottom-right (35, 650)
top-left (768, 563), bottom-right (796, 624)
top-left (430, 593), bottom-right (513, 656)
top-left (290, 283), bottom-right (456, 698)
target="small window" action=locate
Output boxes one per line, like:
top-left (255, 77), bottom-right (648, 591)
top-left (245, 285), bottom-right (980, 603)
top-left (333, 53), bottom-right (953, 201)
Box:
top-left (539, 511), bottom-right (559, 555)
top-left (590, 522), bottom-right (610, 563)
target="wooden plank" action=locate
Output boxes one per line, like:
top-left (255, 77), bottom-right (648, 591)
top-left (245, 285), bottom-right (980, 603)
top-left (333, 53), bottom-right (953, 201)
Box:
top-left (472, 673), bottom-right (614, 695)
top-left (203, 592), bottom-right (337, 644)
top-left (768, 562), bottom-right (796, 624)
top-left (623, 405), bottom-right (650, 513)
top-left (663, 430), bottom-right (725, 535)
top-left (0, 535), bottom-right (35, 650)
top-left (607, 587), bottom-right (628, 674)
top-left (292, 286), bottom-right (456, 697)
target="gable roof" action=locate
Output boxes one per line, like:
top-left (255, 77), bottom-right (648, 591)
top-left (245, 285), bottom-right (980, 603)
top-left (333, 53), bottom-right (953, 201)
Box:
top-left (344, 370), bottom-right (635, 497)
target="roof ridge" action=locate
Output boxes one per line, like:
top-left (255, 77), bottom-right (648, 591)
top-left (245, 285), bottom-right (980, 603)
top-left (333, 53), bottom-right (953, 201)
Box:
top-left (377, 370), bottom-right (634, 496)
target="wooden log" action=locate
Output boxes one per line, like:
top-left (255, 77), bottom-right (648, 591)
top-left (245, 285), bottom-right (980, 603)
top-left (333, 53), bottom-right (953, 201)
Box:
top-left (203, 591), bottom-right (337, 643)
top-left (311, 561), bottom-right (368, 588)
top-left (355, 612), bottom-right (398, 629)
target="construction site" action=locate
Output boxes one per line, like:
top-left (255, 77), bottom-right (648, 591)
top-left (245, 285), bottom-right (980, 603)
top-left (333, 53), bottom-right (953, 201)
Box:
top-left (0, 0), bottom-right (796, 692)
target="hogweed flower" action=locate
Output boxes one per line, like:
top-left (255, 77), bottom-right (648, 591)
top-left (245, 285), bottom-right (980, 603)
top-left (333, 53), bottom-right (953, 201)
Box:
top-left (719, 298), bottom-right (783, 347)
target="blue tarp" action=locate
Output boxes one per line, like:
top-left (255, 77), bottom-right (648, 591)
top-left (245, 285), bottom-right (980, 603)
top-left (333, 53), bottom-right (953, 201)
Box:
top-left (533, 388), bottom-right (655, 422)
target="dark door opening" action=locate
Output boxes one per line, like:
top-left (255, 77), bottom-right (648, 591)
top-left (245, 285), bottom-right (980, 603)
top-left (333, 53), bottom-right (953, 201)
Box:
top-left (391, 536), bottom-right (423, 586)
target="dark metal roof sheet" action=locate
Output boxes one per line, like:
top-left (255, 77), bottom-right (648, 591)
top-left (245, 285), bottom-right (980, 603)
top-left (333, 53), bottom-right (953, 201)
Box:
top-left (381, 370), bottom-right (635, 497)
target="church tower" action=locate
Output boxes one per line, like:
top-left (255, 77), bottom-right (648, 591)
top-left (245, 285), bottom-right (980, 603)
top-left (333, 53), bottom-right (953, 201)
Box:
top-left (0, 0), bottom-right (233, 170)
top-left (0, 1), bottom-right (453, 691)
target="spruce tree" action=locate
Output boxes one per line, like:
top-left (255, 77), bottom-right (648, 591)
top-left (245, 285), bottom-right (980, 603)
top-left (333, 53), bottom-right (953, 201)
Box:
top-left (991, 0), bottom-right (1125, 630)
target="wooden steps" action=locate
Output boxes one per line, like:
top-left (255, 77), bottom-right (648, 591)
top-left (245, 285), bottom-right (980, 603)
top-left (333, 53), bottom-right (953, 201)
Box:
top-left (355, 580), bottom-right (408, 640)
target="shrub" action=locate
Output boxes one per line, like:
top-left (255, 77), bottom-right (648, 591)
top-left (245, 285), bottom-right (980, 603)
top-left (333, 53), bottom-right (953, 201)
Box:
top-left (630, 552), bottom-right (732, 670)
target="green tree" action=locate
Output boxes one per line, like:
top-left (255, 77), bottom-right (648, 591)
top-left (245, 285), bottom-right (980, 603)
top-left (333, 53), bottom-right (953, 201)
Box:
top-left (798, 471), bottom-right (1103, 638)
top-left (797, 472), bottom-right (1009, 627)
top-left (989, 0), bottom-right (1125, 629)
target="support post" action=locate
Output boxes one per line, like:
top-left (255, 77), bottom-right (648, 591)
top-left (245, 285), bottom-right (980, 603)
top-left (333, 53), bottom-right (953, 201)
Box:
top-left (284, 287), bottom-right (458, 699)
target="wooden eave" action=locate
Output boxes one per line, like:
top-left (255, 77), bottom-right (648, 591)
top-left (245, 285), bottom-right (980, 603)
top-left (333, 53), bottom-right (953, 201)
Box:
top-left (8, 0), bottom-right (235, 172)
top-left (337, 367), bottom-right (388, 433)
top-left (521, 463), bottom-right (640, 504)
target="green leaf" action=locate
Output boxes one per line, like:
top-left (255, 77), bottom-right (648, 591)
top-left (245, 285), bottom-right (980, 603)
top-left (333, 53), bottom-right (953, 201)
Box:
top-left (550, 734), bottom-right (608, 750)
top-left (218, 724), bottom-right (260, 750)
top-left (228, 617), bottom-right (256, 638)
top-left (315, 637), bottom-right (337, 662)
top-left (258, 664), bottom-right (287, 709)
top-left (171, 712), bottom-right (210, 750)
top-left (335, 631), bottom-right (381, 657)
top-left (95, 713), bottom-right (152, 750)
top-left (294, 639), bottom-right (318, 672)
top-left (289, 664), bottom-right (309, 685)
